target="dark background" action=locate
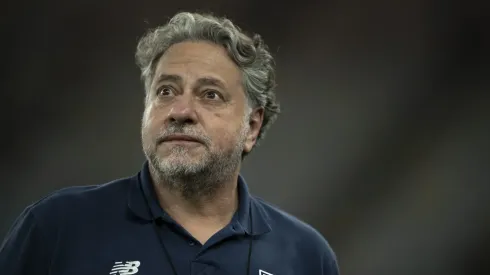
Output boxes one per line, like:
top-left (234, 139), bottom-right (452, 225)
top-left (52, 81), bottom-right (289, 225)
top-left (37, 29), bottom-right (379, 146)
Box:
top-left (1, 0), bottom-right (489, 274)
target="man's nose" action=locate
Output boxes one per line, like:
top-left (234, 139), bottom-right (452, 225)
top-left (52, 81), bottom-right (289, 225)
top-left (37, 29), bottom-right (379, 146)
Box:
top-left (166, 95), bottom-right (198, 125)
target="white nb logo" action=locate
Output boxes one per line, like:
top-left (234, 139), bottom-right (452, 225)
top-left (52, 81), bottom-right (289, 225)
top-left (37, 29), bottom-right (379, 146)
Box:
top-left (259, 269), bottom-right (273, 275)
top-left (109, 261), bottom-right (141, 275)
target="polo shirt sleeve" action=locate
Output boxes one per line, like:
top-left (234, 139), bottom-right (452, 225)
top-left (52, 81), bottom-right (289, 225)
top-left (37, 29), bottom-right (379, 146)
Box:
top-left (323, 251), bottom-right (340, 275)
top-left (0, 207), bottom-right (53, 275)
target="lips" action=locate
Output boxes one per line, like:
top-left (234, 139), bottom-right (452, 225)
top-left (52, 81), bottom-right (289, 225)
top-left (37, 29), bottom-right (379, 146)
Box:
top-left (159, 135), bottom-right (202, 144)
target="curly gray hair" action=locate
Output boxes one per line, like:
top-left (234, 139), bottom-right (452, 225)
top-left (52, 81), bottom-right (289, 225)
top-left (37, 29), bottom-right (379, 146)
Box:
top-left (135, 12), bottom-right (280, 145)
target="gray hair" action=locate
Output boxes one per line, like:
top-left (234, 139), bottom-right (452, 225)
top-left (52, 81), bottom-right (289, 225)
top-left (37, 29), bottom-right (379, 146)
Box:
top-left (135, 12), bottom-right (280, 145)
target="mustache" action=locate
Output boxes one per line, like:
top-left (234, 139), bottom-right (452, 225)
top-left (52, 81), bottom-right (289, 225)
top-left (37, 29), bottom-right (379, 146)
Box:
top-left (156, 125), bottom-right (210, 145)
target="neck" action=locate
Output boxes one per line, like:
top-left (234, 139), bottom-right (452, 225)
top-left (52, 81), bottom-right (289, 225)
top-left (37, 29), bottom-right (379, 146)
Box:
top-left (149, 166), bottom-right (240, 222)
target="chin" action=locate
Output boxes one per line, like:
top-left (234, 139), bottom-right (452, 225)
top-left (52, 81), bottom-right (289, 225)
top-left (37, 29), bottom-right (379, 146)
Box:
top-left (159, 153), bottom-right (205, 167)
top-left (158, 161), bottom-right (207, 177)
top-left (158, 143), bottom-right (205, 155)
top-left (163, 150), bottom-right (204, 161)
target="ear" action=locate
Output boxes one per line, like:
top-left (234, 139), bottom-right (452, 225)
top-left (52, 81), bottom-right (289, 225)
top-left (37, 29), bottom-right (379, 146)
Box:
top-left (243, 107), bottom-right (264, 153)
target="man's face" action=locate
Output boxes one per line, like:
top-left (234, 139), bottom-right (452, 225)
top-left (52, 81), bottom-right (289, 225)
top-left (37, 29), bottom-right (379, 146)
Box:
top-left (141, 41), bottom-right (263, 190)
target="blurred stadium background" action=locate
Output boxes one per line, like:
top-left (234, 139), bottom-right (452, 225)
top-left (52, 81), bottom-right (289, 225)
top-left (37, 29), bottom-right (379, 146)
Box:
top-left (1, 0), bottom-right (489, 274)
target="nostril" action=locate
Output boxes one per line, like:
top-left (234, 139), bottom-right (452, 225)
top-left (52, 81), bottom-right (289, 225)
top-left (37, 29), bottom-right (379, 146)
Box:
top-left (183, 118), bottom-right (195, 124)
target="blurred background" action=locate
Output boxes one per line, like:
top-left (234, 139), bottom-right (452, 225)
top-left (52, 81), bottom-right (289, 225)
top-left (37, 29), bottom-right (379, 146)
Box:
top-left (1, 0), bottom-right (489, 274)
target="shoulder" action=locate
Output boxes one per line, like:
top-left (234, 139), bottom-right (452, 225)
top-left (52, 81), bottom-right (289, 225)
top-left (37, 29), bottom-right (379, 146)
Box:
top-left (0, 176), bottom-right (136, 274)
top-left (252, 196), bottom-right (331, 244)
top-left (252, 196), bottom-right (338, 269)
top-left (26, 176), bottom-right (134, 223)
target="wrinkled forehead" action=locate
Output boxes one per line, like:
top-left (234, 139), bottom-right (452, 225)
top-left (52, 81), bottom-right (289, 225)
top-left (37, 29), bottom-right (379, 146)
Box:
top-left (153, 41), bottom-right (243, 89)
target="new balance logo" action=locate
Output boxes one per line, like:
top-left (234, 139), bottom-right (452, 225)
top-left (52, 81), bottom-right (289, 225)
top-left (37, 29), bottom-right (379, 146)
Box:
top-left (259, 269), bottom-right (273, 275)
top-left (109, 261), bottom-right (141, 275)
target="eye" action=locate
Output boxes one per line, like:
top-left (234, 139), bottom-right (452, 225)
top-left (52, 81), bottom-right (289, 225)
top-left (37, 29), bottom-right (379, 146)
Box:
top-left (156, 86), bottom-right (174, 97)
top-left (203, 90), bottom-right (222, 100)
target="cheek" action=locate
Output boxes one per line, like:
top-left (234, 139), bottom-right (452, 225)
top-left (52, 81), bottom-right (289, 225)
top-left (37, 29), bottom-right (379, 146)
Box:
top-left (142, 114), bottom-right (151, 130)
top-left (141, 107), bottom-right (160, 140)
top-left (142, 111), bottom-right (152, 133)
top-left (208, 123), bottom-right (243, 148)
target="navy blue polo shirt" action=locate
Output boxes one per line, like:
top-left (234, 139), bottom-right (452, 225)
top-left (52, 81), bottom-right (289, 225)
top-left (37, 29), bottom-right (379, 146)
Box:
top-left (0, 162), bottom-right (339, 275)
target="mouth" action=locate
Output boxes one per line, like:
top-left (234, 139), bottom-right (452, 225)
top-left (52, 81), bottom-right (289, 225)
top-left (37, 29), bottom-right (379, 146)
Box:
top-left (159, 135), bottom-right (203, 145)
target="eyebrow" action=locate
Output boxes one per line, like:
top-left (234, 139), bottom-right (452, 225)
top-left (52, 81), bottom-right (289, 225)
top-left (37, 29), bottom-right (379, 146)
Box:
top-left (154, 74), bottom-right (226, 89)
top-left (155, 74), bottom-right (182, 85)
top-left (196, 77), bottom-right (226, 89)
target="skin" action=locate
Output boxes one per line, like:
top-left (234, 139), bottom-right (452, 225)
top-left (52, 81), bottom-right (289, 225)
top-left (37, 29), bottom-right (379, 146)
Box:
top-left (140, 41), bottom-right (264, 243)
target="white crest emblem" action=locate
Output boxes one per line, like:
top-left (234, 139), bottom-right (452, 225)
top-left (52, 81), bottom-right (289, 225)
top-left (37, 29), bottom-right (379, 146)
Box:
top-left (109, 261), bottom-right (141, 275)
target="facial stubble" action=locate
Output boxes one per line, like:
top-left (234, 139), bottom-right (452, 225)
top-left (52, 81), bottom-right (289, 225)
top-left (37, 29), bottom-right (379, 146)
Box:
top-left (142, 116), bottom-right (249, 203)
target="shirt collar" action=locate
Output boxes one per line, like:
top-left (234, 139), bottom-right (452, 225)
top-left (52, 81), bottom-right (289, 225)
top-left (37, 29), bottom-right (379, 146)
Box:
top-left (234, 174), bottom-right (271, 235)
top-left (127, 161), bottom-right (271, 236)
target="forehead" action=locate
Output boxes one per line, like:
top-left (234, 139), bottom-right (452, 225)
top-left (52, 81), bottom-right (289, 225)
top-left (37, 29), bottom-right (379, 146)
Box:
top-left (154, 41), bottom-right (242, 88)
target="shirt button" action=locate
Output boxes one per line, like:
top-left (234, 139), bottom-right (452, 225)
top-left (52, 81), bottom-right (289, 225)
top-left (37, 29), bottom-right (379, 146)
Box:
top-left (189, 241), bottom-right (195, 246)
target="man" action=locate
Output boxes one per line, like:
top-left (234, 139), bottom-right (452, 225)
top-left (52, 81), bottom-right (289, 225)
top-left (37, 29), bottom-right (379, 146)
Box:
top-left (0, 12), bottom-right (339, 275)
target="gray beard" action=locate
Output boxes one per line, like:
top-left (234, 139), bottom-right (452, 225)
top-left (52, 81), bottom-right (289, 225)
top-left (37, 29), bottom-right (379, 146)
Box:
top-left (146, 137), bottom-right (244, 203)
